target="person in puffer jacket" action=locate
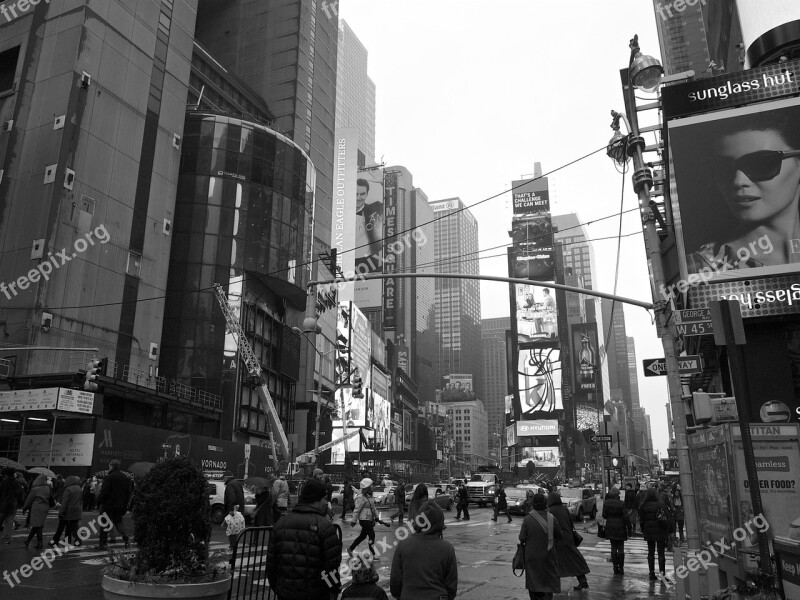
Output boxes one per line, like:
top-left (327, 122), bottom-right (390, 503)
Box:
top-left (50, 475), bottom-right (83, 547)
top-left (266, 478), bottom-right (342, 600)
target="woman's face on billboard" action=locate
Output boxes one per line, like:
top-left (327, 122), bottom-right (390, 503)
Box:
top-left (713, 129), bottom-right (800, 225)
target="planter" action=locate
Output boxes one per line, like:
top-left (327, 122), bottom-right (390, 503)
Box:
top-left (101, 574), bottom-right (231, 600)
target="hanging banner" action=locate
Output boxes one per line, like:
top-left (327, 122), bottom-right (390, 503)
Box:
top-left (383, 171), bottom-right (398, 329)
top-left (353, 168), bottom-right (385, 308)
top-left (19, 434), bottom-right (95, 467)
top-left (331, 128), bottom-right (359, 302)
top-left (572, 323), bottom-right (599, 394)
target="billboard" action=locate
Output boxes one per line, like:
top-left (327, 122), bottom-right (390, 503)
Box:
top-left (513, 188), bottom-right (550, 216)
top-left (668, 96), bottom-right (800, 284)
top-left (513, 282), bottom-right (559, 345)
top-left (441, 374), bottom-right (476, 401)
top-left (516, 420), bottom-right (559, 437)
top-left (689, 439), bottom-right (736, 551)
top-left (510, 177), bottom-right (554, 282)
top-left (518, 348), bottom-right (562, 414)
top-left (383, 172), bottom-right (398, 329)
top-left (371, 367), bottom-right (390, 452)
top-left (403, 410), bottom-right (412, 449)
top-left (333, 301), bottom-right (371, 428)
top-left (391, 412), bottom-right (402, 451)
top-left (572, 323), bottom-right (599, 392)
top-left (518, 446), bottom-right (560, 468)
top-left (506, 424), bottom-right (517, 446)
top-left (430, 199), bottom-right (460, 212)
top-left (354, 168), bottom-right (385, 308)
top-left (332, 128), bottom-right (359, 302)
top-left (330, 426), bottom-right (361, 465)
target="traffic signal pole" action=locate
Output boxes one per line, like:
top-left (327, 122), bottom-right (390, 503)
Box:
top-left (617, 64), bottom-right (699, 552)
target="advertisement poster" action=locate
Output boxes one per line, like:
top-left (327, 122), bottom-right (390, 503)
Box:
top-left (19, 434), bottom-right (95, 467)
top-left (330, 427), bottom-right (361, 465)
top-left (572, 323), bottom-right (599, 392)
top-left (353, 168), bottom-right (385, 308)
top-left (403, 410), bottom-right (412, 449)
top-left (510, 245), bottom-right (555, 283)
top-left (441, 374), bottom-right (476, 401)
top-left (506, 424), bottom-right (517, 447)
top-left (518, 446), bottom-right (559, 468)
top-left (332, 128), bottom-right (359, 302)
top-left (733, 427), bottom-right (800, 545)
top-left (514, 282), bottom-right (559, 345)
top-left (371, 367), bottom-right (391, 452)
top-left (518, 348), bottom-right (562, 414)
top-left (391, 412), bottom-right (402, 451)
top-left (333, 301), bottom-right (371, 428)
top-left (349, 302), bottom-right (372, 391)
top-left (689, 441), bottom-right (736, 552)
top-left (668, 96), bottom-right (800, 283)
top-left (510, 177), bottom-right (554, 282)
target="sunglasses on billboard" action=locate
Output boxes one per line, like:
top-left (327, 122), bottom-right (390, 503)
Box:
top-left (710, 149), bottom-right (800, 183)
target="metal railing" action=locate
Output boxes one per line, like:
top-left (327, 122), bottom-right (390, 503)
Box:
top-left (228, 526), bottom-right (272, 600)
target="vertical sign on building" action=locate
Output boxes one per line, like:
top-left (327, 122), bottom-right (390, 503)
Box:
top-left (571, 323), bottom-right (599, 395)
top-left (332, 128), bottom-right (359, 302)
top-left (383, 171), bottom-right (398, 329)
top-left (354, 168), bottom-right (385, 308)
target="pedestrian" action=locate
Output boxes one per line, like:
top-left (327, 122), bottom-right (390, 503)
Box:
top-left (492, 482), bottom-right (512, 523)
top-left (391, 479), bottom-right (405, 523)
top-left (224, 504), bottom-right (245, 550)
top-left (657, 482), bottom-right (677, 551)
top-left (89, 476), bottom-right (98, 511)
top-left (602, 487), bottom-right (629, 575)
top-left (546, 492), bottom-right (590, 591)
top-left (0, 468), bottom-right (23, 544)
top-left (349, 478), bottom-right (388, 562)
top-left (323, 476), bottom-right (335, 520)
top-left (97, 459), bottom-right (131, 549)
top-left (523, 489), bottom-right (536, 514)
top-left (342, 560), bottom-right (388, 600)
top-left (50, 475), bottom-right (83, 547)
top-left (455, 482), bottom-right (470, 521)
top-left (53, 474), bottom-right (65, 504)
top-left (23, 474), bottom-right (54, 549)
top-left (519, 492), bottom-right (561, 600)
top-left (224, 471), bottom-right (245, 515)
top-left (82, 478), bottom-right (92, 511)
top-left (341, 479), bottom-right (354, 521)
top-left (266, 477), bottom-right (342, 600)
top-left (13, 472), bottom-right (28, 530)
top-left (272, 474), bottom-right (290, 521)
top-left (390, 500), bottom-right (458, 600)
top-left (639, 487), bottom-right (669, 580)
top-left (407, 483), bottom-right (428, 524)
top-left (625, 483), bottom-right (639, 536)
top-left (636, 481), bottom-right (648, 510)
top-left (253, 483), bottom-right (274, 527)
top-left (672, 483), bottom-right (685, 545)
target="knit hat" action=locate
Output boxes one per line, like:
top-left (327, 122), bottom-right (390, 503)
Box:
top-left (313, 468), bottom-right (324, 478)
top-left (351, 560), bottom-right (379, 584)
top-left (359, 478), bottom-right (373, 489)
top-left (532, 493), bottom-right (547, 510)
top-left (299, 478), bottom-right (328, 503)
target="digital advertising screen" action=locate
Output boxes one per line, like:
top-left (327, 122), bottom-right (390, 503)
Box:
top-left (514, 282), bottom-right (559, 346)
top-left (517, 348), bottom-right (563, 415)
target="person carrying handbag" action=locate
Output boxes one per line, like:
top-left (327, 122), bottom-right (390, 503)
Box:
top-left (348, 479), bottom-right (389, 562)
top-left (518, 492), bottom-right (561, 600)
top-left (547, 492), bottom-right (590, 591)
top-left (602, 487), bottom-right (629, 575)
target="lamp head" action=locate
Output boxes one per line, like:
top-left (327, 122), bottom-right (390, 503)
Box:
top-left (302, 316), bottom-right (321, 334)
top-left (629, 36), bottom-right (663, 92)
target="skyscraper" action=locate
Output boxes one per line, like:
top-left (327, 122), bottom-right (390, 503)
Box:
top-left (335, 20), bottom-right (376, 166)
top-left (553, 213), bottom-right (596, 290)
top-left (431, 198), bottom-right (483, 397)
top-left (601, 299), bottom-right (637, 456)
top-left (481, 317), bottom-right (510, 456)
top-left (194, 0), bottom-right (339, 256)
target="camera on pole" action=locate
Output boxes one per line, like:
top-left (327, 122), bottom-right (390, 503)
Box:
top-left (84, 357), bottom-right (107, 392)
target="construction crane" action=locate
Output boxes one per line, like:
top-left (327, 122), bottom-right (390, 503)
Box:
top-left (296, 429), bottom-right (360, 465)
top-left (213, 283), bottom-right (289, 471)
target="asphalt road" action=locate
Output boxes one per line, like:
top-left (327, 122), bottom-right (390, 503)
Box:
top-left (0, 504), bottom-right (677, 600)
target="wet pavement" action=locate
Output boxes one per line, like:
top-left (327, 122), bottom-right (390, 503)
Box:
top-left (0, 506), bottom-right (677, 599)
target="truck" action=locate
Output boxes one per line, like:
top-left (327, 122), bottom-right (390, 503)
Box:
top-left (466, 473), bottom-right (499, 507)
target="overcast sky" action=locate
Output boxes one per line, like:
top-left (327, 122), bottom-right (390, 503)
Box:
top-left (338, 0), bottom-right (672, 457)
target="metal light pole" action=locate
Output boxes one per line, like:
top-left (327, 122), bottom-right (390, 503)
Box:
top-left (612, 35), bottom-right (699, 552)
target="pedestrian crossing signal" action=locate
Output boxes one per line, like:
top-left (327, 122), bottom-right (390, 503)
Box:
top-left (84, 357), bottom-right (107, 392)
top-left (611, 456), bottom-right (622, 469)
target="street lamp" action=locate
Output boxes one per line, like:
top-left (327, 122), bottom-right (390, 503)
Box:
top-left (629, 35), bottom-right (664, 92)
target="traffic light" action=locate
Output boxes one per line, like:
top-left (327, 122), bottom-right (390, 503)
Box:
top-left (352, 373), bottom-right (363, 399)
top-left (84, 357), bottom-right (107, 392)
top-left (611, 456), bottom-right (622, 470)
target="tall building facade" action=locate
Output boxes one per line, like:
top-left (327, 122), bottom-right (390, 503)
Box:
top-left (431, 198), bottom-right (483, 397)
top-left (601, 299), bottom-right (637, 456)
top-left (443, 399), bottom-right (489, 468)
top-left (194, 0), bottom-right (339, 256)
top-left (335, 20), bottom-right (376, 166)
top-left (652, 0), bottom-right (744, 76)
top-left (481, 317), bottom-right (510, 456)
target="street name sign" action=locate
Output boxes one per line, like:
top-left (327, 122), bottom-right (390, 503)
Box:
top-left (643, 355), bottom-right (702, 377)
top-left (675, 308), bottom-right (714, 337)
top-left (592, 435), bottom-right (613, 443)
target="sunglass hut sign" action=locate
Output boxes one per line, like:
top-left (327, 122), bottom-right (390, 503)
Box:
top-left (662, 58), bottom-right (800, 120)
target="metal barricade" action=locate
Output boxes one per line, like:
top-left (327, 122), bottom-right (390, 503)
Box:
top-left (228, 526), bottom-right (273, 600)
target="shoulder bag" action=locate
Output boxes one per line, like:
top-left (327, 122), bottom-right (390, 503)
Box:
top-left (573, 530), bottom-right (584, 547)
top-left (512, 543), bottom-right (525, 577)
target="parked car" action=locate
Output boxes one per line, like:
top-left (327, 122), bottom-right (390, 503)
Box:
top-left (329, 483), bottom-right (344, 505)
top-left (558, 487), bottom-right (597, 521)
top-left (430, 482), bottom-right (457, 499)
top-left (372, 485), bottom-right (396, 506)
top-left (207, 480), bottom-right (257, 524)
top-left (404, 484), bottom-right (454, 510)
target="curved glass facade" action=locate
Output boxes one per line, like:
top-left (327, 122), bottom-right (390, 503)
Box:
top-left (161, 112), bottom-right (315, 439)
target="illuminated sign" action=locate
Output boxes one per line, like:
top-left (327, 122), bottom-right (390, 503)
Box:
top-left (516, 420), bottom-right (558, 437)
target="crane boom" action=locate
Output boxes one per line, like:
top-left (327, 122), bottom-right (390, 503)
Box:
top-left (298, 429), bottom-right (359, 458)
top-left (213, 283), bottom-right (290, 466)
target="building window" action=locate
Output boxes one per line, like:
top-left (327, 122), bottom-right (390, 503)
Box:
top-left (126, 251), bottom-right (142, 277)
top-left (0, 46), bottom-right (21, 94)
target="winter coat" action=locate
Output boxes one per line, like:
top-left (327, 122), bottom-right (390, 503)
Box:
top-left (224, 478), bottom-right (245, 514)
top-left (0, 476), bottom-right (23, 514)
top-left (639, 497), bottom-right (669, 541)
top-left (272, 477), bottom-right (290, 509)
top-left (602, 497), bottom-right (628, 541)
top-left (495, 488), bottom-right (508, 510)
top-left (393, 485), bottom-right (405, 507)
top-left (390, 501), bottom-right (458, 600)
top-left (59, 476), bottom-right (83, 521)
top-left (343, 483), bottom-right (354, 503)
top-left (672, 493), bottom-right (685, 521)
top-left (519, 508), bottom-right (562, 593)
top-left (98, 469), bottom-right (130, 513)
top-left (352, 492), bottom-right (378, 524)
top-left (253, 489), bottom-right (274, 527)
top-left (547, 498), bottom-right (590, 577)
top-left (52, 476), bottom-right (65, 503)
top-left (266, 504), bottom-right (342, 600)
top-left (624, 489), bottom-right (637, 510)
top-left (457, 486), bottom-right (469, 506)
top-left (23, 475), bottom-right (53, 528)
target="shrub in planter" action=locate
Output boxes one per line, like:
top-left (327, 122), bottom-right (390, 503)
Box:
top-left (104, 456), bottom-right (226, 584)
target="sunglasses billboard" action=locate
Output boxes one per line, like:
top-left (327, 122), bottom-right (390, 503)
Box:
top-left (710, 149), bottom-right (800, 183)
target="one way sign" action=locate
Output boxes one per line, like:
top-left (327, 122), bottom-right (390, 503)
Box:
top-left (642, 356), bottom-right (702, 377)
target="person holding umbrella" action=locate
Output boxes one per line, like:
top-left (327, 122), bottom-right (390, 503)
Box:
top-left (23, 474), bottom-right (55, 549)
top-left (0, 468), bottom-right (23, 544)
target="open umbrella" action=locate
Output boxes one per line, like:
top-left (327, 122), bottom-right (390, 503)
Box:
top-left (128, 462), bottom-right (155, 478)
top-left (29, 466), bottom-right (56, 478)
top-left (244, 476), bottom-right (271, 489)
top-left (94, 470), bottom-right (134, 480)
top-left (0, 457), bottom-right (27, 472)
